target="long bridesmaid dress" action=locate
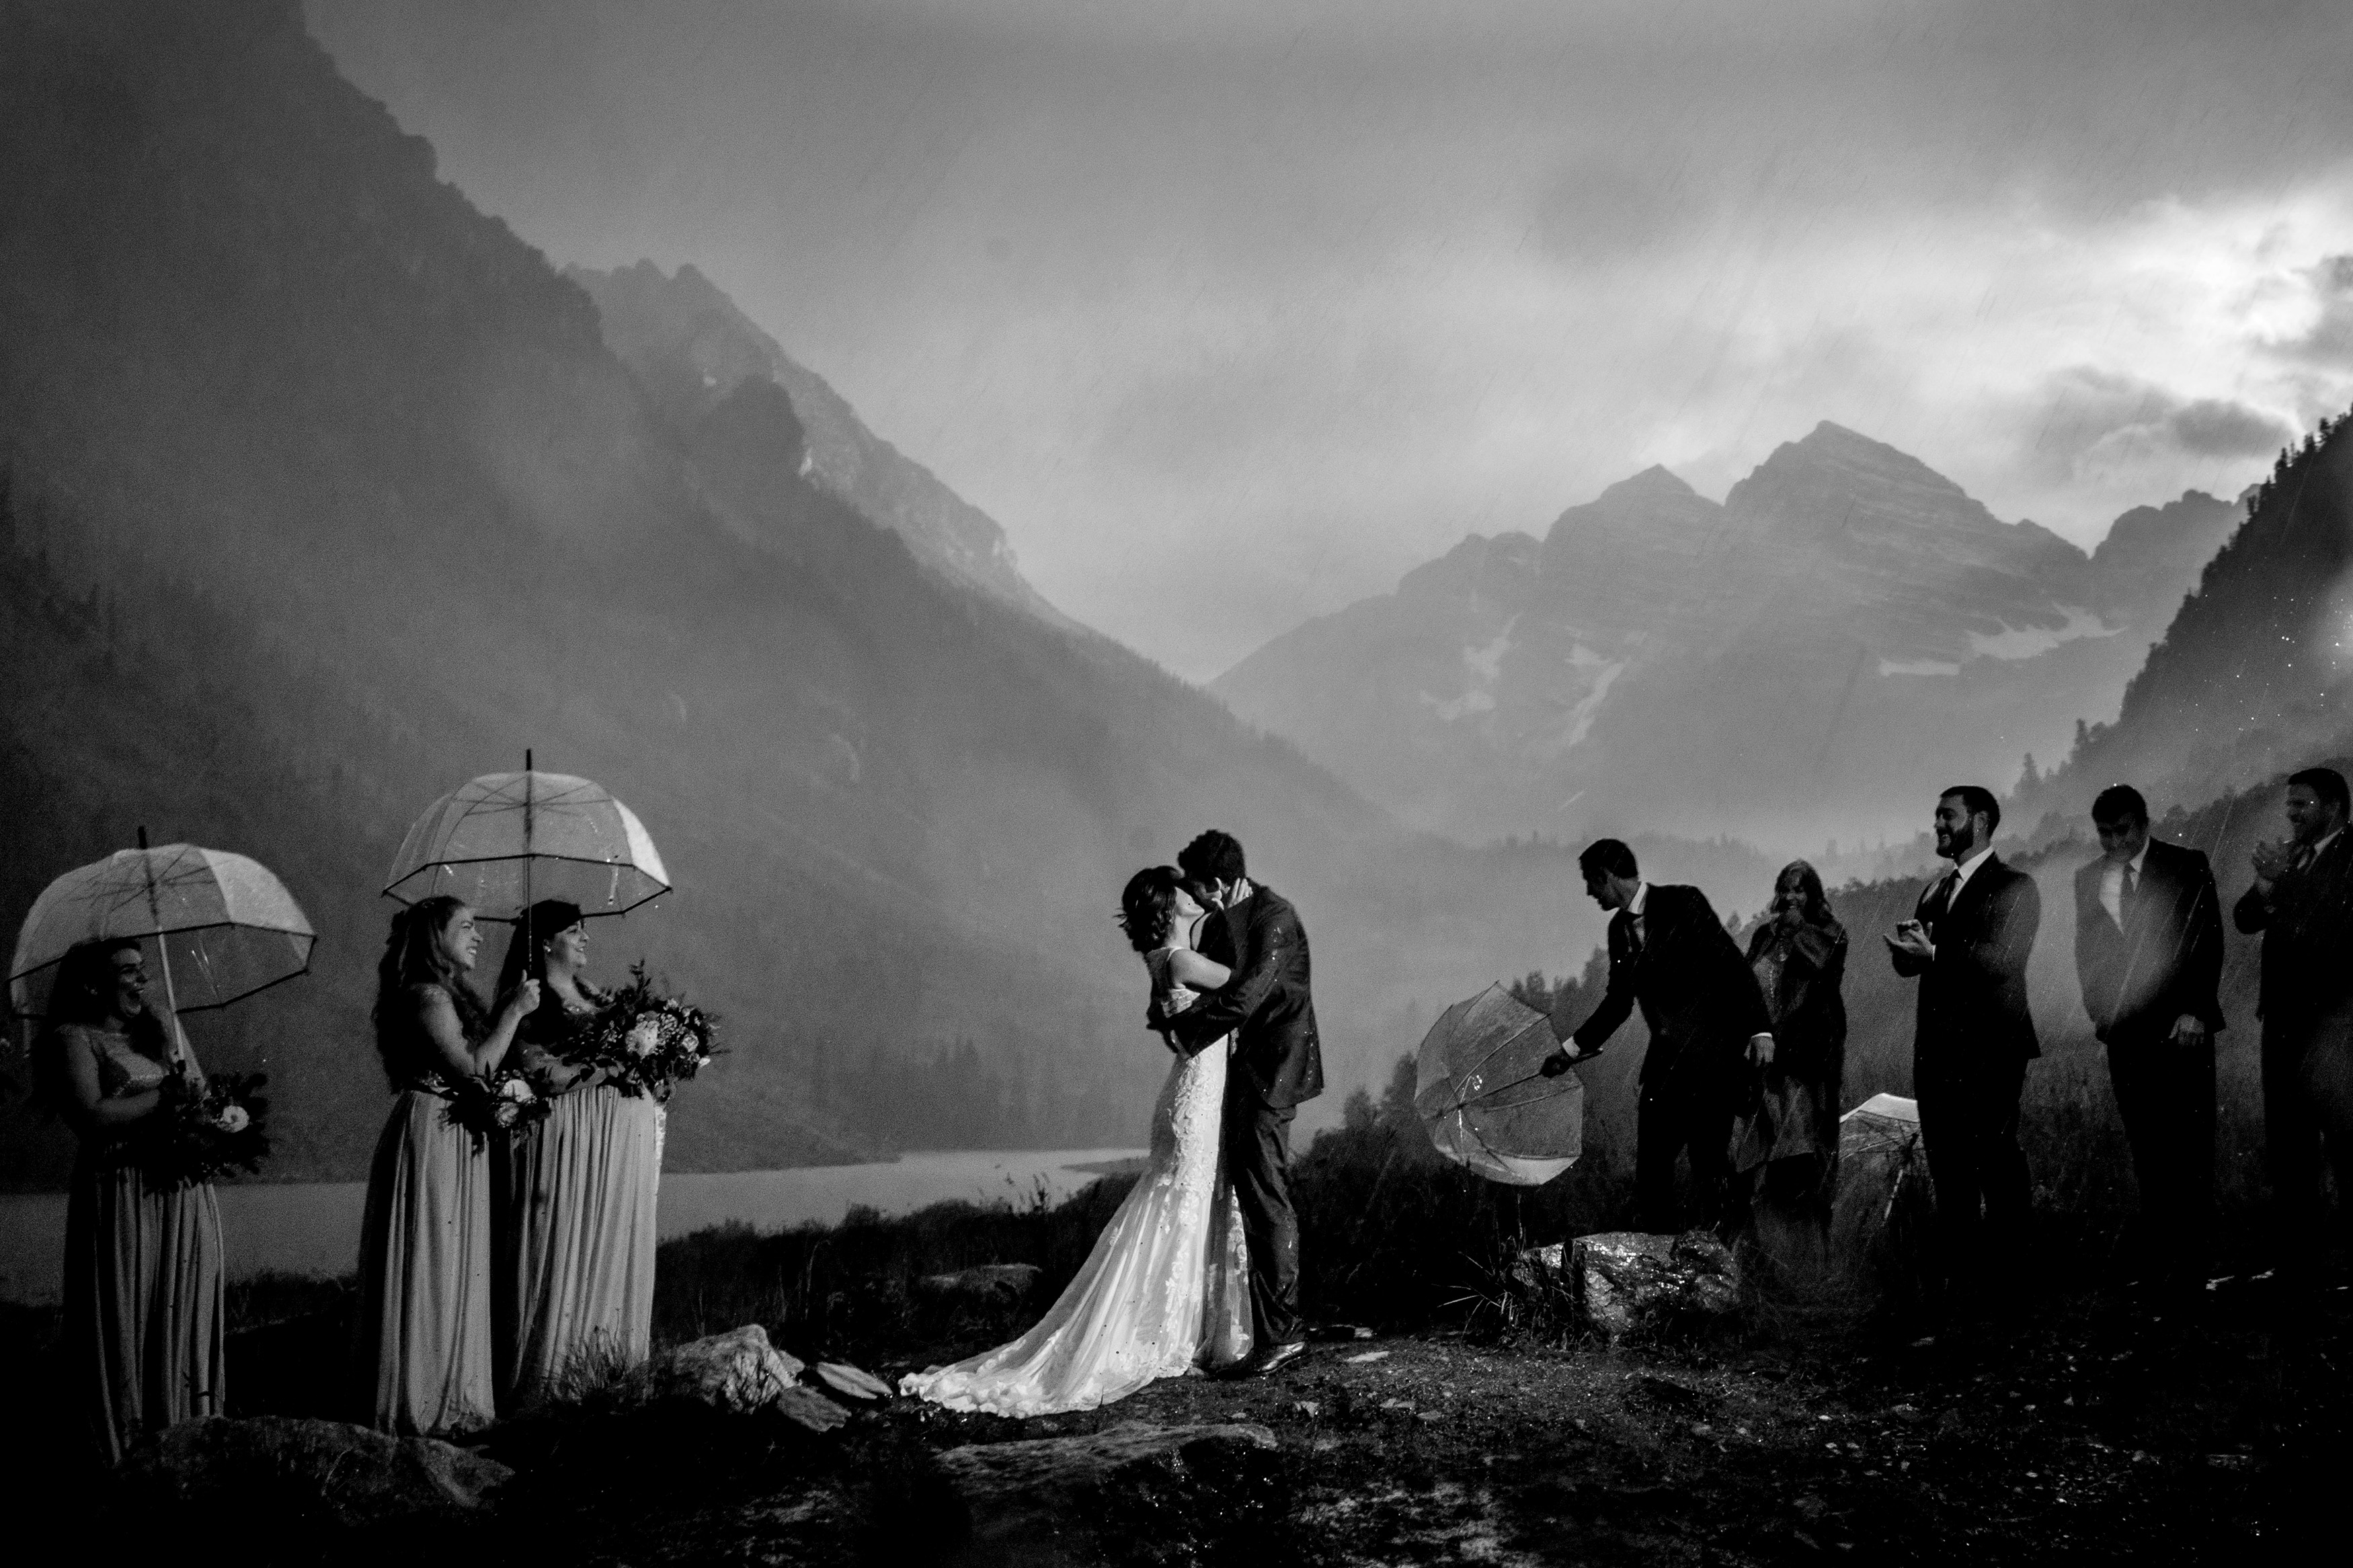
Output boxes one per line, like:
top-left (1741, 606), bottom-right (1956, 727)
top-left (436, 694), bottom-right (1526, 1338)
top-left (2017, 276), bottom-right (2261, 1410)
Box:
top-left (354, 981), bottom-right (496, 1436)
top-left (59, 1024), bottom-right (227, 1464)
top-left (494, 996), bottom-right (662, 1409)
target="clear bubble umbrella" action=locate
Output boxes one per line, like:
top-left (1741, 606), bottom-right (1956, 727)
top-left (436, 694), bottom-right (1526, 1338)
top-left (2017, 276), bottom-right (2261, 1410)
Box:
top-left (1413, 983), bottom-right (1585, 1186)
top-left (384, 753), bottom-right (670, 925)
top-left (8, 831), bottom-right (316, 1036)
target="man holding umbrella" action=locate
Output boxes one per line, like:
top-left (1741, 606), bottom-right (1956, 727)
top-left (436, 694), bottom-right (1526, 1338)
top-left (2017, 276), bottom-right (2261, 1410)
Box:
top-left (1542, 839), bottom-right (1773, 1235)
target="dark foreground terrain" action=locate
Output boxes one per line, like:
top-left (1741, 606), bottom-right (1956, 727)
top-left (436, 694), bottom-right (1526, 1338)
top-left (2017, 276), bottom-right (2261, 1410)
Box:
top-left (5, 1225), bottom-right (2343, 1566)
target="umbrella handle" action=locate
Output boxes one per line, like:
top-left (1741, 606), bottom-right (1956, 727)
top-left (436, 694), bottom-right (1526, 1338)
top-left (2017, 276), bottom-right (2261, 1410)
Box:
top-left (136, 827), bottom-right (188, 1068)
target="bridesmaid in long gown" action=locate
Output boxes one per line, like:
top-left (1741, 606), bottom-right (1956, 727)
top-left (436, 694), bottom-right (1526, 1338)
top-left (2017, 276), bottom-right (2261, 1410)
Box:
top-left (491, 899), bottom-right (662, 1409)
top-left (42, 938), bottom-right (226, 1464)
top-left (354, 895), bottom-right (538, 1436)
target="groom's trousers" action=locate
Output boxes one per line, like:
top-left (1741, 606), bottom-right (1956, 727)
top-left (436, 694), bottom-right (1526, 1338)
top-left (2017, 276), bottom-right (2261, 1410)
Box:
top-left (1224, 1086), bottom-right (1304, 1347)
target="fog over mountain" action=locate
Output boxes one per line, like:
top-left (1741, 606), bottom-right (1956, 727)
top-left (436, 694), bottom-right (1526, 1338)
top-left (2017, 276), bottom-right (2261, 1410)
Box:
top-left (1215, 425), bottom-right (2240, 852)
top-left (5, 1), bottom-right (2348, 1206)
top-left (0, 0), bottom-right (1761, 1187)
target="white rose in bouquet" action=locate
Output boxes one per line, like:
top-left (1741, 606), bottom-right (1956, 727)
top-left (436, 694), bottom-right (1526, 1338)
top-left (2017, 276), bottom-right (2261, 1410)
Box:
top-left (213, 1104), bottom-right (250, 1134)
top-left (499, 1077), bottom-right (536, 1104)
top-left (627, 1017), bottom-right (662, 1057)
top-left (494, 1101), bottom-right (521, 1128)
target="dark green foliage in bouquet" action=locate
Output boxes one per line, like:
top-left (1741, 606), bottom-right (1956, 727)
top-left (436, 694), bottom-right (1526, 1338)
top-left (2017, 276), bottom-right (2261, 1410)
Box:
top-left (434, 1066), bottom-right (553, 1141)
top-left (139, 1070), bottom-right (270, 1187)
top-left (571, 962), bottom-right (719, 1101)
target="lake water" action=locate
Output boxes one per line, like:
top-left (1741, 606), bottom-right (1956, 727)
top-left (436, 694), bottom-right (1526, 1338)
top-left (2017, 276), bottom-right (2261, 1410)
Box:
top-left (0, 1148), bottom-right (1145, 1305)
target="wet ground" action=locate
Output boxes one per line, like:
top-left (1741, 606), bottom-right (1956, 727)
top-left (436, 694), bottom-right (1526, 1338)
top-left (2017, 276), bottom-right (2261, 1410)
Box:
top-left (883, 1272), bottom-right (2347, 1565)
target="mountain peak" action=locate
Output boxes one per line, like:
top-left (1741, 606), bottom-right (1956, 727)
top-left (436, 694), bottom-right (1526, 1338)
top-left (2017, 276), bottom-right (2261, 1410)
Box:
top-left (1774, 421), bottom-right (1968, 497)
top-left (571, 261), bottom-right (1073, 628)
top-left (1600, 464), bottom-right (1698, 502)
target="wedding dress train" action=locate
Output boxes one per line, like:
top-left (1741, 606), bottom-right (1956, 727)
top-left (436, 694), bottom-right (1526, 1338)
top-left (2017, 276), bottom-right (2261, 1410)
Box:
top-left (900, 1019), bottom-right (1252, 1417)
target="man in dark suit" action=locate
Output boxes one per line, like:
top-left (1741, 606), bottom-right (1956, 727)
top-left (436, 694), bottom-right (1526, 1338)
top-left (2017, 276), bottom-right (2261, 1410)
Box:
top-left (1541, 839), bottom-right (1772, 1234)
top-left (1887, 784), bottom-right (2041, 1290)
top-left (2071, 783), bottom-right (2224, 1280)
top-left (2233, 766), bottom-right (2353, 1259)
top-left (1161, 830), bottom-right (1322, 1377)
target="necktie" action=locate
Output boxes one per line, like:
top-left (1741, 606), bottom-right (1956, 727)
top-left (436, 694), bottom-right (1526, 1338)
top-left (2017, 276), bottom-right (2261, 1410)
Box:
top-left (1927, 869), bottom-right (1958, 928)
top-left (1624, 909), bottom-right (1645, 958)
top-left (2121, 862), bottom-right (2137, 904)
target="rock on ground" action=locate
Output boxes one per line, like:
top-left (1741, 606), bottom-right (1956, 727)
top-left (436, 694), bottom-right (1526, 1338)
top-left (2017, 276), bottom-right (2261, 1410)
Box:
top-left (935, 1421), bottom-right (1284, 1566)
top-left (1519, 1231), bottom-right (1742, 1338)
top-left (614, 1324), bottom-right (820, 1422)
top-left (814, 1361), bottom-right (894, 1401)
top-left (122, 1415), bottom-right (512, 1526)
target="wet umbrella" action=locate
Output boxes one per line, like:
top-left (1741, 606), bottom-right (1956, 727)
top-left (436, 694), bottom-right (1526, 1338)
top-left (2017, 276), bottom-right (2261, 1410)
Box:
top-left (1413, 983), bottom-right (1585, 1186)
top-left (8, 829), bottom-right (316, 1040)
top-left (384, 752), bottom-right (671, 923)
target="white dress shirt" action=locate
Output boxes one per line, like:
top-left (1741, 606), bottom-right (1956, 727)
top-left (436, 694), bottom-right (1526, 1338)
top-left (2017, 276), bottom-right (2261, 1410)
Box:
top-left (2098, 841), bottom-right (2149, 926)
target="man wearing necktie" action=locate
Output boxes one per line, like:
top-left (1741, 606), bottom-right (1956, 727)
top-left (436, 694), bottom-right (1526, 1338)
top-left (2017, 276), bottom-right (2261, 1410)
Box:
top-left (1887, 784), bottom-right (2042, 1305)
top-left (1544, 838), bottom-right (1772, 1233)
top-left (2071, 784), bottom-right (2224, 1286)
top-left (2233, 766), bottom-right (2353, 1266)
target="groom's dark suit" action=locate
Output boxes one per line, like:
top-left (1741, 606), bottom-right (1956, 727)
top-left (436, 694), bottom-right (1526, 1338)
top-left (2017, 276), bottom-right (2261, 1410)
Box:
top-left (1165, 884), bottom-right (1322, 1348)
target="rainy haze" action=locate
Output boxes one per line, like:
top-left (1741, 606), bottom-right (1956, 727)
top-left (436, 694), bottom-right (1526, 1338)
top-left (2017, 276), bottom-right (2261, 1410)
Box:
top-left (3, 0), bottom-right (2351, 1194)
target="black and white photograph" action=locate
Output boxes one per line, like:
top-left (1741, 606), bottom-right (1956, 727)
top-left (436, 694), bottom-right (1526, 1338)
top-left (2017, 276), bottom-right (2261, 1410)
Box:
top-left (2, 1), bottom-right (2349, 1561)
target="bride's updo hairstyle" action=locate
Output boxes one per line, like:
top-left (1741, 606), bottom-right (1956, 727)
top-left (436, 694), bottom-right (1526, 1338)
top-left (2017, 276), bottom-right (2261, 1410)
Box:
top-left (1117, 866), bottom-right (1183, 954)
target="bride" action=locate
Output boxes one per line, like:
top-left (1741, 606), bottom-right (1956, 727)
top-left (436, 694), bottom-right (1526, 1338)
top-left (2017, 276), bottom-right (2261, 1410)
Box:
top-left (900, 867), bottom-right (1252, 1416)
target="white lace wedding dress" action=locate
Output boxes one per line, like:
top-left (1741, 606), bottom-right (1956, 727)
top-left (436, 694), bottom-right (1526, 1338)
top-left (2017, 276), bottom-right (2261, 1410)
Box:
top-left (900, 948), bottom-right (1253, 1416)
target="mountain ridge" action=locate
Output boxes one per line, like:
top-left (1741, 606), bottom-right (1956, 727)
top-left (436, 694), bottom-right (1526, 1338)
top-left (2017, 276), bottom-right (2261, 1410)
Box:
top-left (1215, 424), bottom-right (2239, 850)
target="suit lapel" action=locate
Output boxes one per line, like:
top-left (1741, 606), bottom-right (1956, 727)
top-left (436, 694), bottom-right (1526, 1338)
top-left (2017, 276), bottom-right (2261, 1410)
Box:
top-left (1944, 855), bottom-right (1998, 939)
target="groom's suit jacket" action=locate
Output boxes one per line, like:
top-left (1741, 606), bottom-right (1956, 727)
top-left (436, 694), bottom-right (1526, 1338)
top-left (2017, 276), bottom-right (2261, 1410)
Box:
top-left (1164, 884), bottom-right (1324, 1108)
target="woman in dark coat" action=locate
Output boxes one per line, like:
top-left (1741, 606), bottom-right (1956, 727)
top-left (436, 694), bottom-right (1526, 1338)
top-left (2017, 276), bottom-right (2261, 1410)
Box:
top-left (1732, 860), bottom-right (1847, 1270)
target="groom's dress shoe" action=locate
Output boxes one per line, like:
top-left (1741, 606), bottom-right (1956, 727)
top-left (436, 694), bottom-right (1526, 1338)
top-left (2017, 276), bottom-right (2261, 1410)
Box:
top-left (1252, 1341), bottom-right (1310, 1378)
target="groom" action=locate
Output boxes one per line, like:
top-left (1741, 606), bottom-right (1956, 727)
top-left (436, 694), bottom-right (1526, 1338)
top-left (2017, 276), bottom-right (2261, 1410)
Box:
top-left (1158, 829), bottom-right (1322, 1378)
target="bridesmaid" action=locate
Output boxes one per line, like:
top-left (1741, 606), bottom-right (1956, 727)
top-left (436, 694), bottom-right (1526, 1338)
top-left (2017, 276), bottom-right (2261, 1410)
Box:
top-left (41, 938), bottom-right (226, 1464)
top-left (491, 899), bottom-right (662, 1409)
top-left (354, 895), bottom-right (537, 1436)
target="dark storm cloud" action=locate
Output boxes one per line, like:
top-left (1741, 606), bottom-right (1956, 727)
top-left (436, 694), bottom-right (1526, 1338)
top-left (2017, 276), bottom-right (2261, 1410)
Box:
top-left (2024, 366), bottom-right (2294, 480)
top-left (309, 0), bottom-right (2353, 677)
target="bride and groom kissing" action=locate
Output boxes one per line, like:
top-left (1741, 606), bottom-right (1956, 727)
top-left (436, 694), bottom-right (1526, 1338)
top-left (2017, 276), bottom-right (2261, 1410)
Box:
top-left (900, 831), bottom-right (1322, 1417)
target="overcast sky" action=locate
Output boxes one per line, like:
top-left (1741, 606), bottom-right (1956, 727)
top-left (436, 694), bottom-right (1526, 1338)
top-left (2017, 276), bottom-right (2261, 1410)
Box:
top-left (309, 0), bottom-right (2353, 680)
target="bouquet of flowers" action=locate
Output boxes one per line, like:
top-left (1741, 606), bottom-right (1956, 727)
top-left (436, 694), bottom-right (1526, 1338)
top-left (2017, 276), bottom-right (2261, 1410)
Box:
top-left (138, 1070), bottom-right (271, 1188)
top-left (435, 1065), bottom-right (552, 1140)
top-left (569, 962), bottom-right (719, 1100)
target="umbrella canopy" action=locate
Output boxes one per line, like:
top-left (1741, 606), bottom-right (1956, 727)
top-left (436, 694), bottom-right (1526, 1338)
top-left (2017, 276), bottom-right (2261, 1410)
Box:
top-left (9, 843), bottom-right (315, 1018)
top-left (1413, 983), bottom-right (1585, 1186)
top-left (385, 768), bottom-right (670, 919)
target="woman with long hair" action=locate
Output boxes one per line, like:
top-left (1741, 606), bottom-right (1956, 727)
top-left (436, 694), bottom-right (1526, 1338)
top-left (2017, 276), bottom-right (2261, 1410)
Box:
top-left (40, 938), bottom-right (225, 1463)
top-left (901, 866), bottom-right (1251, 1416)
top-left (354, 895), bottom-right (539, 1436)
top-left (1732, 860), bottom-right (1848, 1276)
top-left (489, 899), bottom-right (662, 1409)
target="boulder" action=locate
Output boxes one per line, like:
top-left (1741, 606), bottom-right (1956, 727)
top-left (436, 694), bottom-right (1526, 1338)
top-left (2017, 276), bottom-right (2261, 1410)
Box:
top-left (1519, 1231), bottom-right (1742, 1339)
top-left (914, 1262), bottom-right (1042, 1309)
top-left (936, 1422), bottom-right (1283, 1565)
top-left (122, 1416), bottom-right (511, 1526)
top-left (614, 1324), bottom-right (808, 1418)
